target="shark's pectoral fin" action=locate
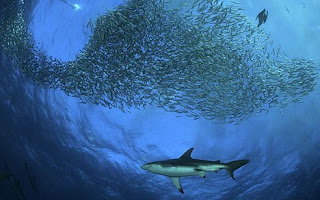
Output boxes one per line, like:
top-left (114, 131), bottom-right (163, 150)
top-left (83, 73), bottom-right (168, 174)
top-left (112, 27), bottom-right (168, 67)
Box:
top-left (169, 177), bottom-right (184, 194)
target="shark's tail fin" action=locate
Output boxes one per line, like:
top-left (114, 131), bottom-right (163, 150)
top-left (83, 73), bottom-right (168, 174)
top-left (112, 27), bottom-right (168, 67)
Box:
top-left (225, 159), bottom-right (250, 180)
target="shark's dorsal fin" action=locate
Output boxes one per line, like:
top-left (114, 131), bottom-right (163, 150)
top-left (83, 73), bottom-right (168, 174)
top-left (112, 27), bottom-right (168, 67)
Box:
top-left (169, 177), bottom-right (184, 194)
top-left (179, 148), bottom-right (194, 159)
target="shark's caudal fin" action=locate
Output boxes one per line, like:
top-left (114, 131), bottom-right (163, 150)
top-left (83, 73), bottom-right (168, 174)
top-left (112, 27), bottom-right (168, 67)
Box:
top-left (225, 159), bottom-right (250, 180)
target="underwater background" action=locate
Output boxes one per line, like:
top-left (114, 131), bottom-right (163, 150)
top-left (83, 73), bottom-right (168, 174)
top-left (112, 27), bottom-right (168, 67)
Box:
top-left (0, 0), bottom-right (320, 199)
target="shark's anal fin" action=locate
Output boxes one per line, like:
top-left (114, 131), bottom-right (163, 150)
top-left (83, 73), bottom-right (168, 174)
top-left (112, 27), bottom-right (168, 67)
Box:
top-left (169, 177), bottom-right (184, 194)
top-left (179, 148), bottom-right (194, 159)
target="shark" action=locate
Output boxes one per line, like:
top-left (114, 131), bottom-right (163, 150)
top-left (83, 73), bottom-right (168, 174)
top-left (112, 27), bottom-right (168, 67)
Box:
top-left (141, 148), bottom-right (250, 193)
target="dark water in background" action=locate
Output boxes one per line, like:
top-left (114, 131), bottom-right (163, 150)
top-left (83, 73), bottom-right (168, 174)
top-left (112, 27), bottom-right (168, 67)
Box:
top-left (1, 0), bottom-right (320, 199)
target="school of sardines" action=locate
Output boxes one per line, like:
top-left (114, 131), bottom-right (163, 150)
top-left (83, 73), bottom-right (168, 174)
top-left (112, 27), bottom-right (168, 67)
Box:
top-left (0, 0), bottom-right (318, 124)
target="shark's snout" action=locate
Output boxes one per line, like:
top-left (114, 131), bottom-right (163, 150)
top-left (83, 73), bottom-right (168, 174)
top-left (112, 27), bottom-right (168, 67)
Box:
top-left (141, 164), bottom-right (151, 170)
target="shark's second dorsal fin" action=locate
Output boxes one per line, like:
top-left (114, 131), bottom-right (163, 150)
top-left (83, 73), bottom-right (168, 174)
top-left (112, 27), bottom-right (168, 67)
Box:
top-left (179, 148), bottom-right (194, 159)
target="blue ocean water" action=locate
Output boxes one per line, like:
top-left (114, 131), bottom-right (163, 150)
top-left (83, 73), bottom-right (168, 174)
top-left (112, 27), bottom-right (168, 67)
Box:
top-left (1, 0), bottom-right (320, 199)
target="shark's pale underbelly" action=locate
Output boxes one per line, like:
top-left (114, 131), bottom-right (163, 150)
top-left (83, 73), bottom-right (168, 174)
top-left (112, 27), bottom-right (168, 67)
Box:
top-left (156, 166), bottom-right (201, 177)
